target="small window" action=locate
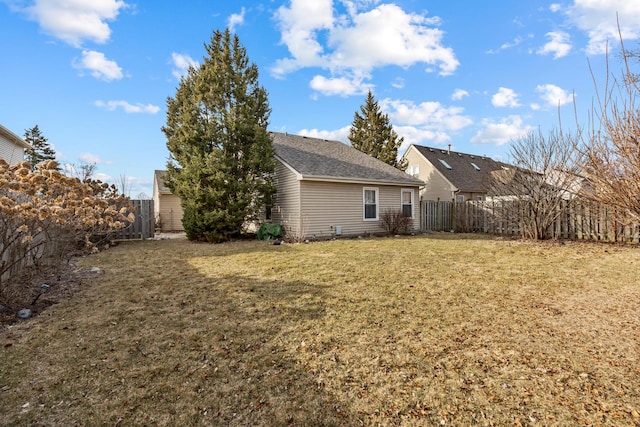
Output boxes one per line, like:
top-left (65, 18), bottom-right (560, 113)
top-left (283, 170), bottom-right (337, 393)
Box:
top-left (456, 195), bottom-right (465, 202)
top-left (401, 189), bottom-right (413, 218)
top-left (470, 162), bottom-right (480, 171)
top-left (406, 164), bottom-right (420, 178)
top-left (363, 187), bottom-right (378, 220)
top-left (476, 195), bottom-right (484, 201)
top-left (438, 159), bottom-right (452, 169)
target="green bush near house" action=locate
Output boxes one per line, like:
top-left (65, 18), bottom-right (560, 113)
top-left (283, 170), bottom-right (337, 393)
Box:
top-left (257, 223), bottom-right (282, 240)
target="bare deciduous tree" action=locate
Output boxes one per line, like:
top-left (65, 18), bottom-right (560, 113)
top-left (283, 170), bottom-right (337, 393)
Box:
top-left (115, 173), bottom-right (131, 197)
top-left (489, 128), bottom-right (581, 240)
top-left (579, 31), bottom-right (640, 223)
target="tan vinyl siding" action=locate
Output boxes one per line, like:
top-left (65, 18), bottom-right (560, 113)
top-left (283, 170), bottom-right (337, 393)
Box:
top-left (0, 135), bottom-right (25, 164)
top-left (157, 194), bottom-right (184, 231)
top-left (298, 181), bottom-right (419, 238)
top-left (272, 160), bottom-right (301, 236)
top-left (404, 146), bottom-right (455, 202)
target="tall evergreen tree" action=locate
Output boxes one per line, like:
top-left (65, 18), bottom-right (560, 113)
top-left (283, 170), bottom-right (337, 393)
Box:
top-left (24, 125), bottom-right (57, 169)
top-left (162, 28), bottom-right (276, 242)
top-left (349, 90), bottom-right (406, 170)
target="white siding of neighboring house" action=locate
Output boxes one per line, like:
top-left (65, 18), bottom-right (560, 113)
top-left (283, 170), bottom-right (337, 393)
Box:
top-left (152, 174), bottom-right (184, 232)
top-left (157, 194), bottom-right (184, 232)
top-left (0, 133), bottom-right (26, 165)
top-left (404, 146), bottom-right (456, 202)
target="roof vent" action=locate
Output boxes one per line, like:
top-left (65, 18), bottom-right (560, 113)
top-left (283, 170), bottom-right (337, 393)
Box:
top-left (470, 155), bottom-right (475, 159)
top-left (471, 162), bottom-right (481, 171)
top-left (429, 148), bottom-right (434, 152)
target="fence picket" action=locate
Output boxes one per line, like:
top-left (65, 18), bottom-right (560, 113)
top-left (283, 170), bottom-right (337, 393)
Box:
top-left (420, 199), bottom-right (638, 243)
top-left (111, 199), bottom-right (155, 240)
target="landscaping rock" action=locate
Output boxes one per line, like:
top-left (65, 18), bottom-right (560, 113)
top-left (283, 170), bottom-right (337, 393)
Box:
top-left (17, 309), bottom-right (32, 319)
top-left (89, 267), bottom-right (103, 274)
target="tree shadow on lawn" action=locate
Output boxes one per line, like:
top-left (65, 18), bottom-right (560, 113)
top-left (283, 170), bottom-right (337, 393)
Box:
top-left (0, 250), bottom-right (359, 426)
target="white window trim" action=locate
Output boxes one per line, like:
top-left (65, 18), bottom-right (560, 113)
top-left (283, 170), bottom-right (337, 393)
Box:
top-left (406, 164), bottom-right (420, 178)
top-left (363, 187), bottom-right (379, 221)
top-left (401, 188), bottom-right (414, 219)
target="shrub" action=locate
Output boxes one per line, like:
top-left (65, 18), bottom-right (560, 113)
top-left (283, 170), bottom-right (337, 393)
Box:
top-left (0, 160), bottom-right (134, 307)
top-left (380, 209), bottom-right (412, 236)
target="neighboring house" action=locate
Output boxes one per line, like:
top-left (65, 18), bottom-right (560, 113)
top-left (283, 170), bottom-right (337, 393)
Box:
top-left (0, 124), bottom-right (31, 164)
top-left (153, 170), bottom-right (184, 232)
top-left (153, 132), bottom-right (424, 237)
top-left (403, 144), bottom-right (505, 202)
top-left (546, 169), bottom-right (592, 200)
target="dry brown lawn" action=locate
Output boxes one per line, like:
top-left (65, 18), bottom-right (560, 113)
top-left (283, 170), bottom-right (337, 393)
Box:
top-left (1, 234), bottom-right (639, 426)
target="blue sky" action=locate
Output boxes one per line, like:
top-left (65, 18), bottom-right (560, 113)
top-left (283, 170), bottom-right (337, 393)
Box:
top-left (1, 0), bottom-right (639, 198)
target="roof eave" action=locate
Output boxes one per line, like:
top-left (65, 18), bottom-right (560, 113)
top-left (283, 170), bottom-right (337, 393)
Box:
top-left (0, 124), bottom-right (31, 150)
top-left (300, 174), bottom-right (424, 187)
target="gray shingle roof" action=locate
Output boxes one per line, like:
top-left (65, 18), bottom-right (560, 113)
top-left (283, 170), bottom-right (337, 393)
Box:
top-left (271, 132), bottom-right (423, 187)
top-left (411, 144), bottom-right (505, 192)
top-left (154, 170), bottom-right (172, 194)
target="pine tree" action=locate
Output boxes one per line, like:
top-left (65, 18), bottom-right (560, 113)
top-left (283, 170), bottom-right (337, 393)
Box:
top-left (162, 28), bottom-right (276, 242)
top-left (349, 90), bottom-right (406, 170)
top-left (24, 125), bottom-right (57, 169)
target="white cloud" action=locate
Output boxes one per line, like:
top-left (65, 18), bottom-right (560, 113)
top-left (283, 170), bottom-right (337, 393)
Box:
top-left (566, 0), bottom-right (640, 55)
top-left (228, 7), bottom-right (245, 32)
top-left (95, 100), bottom-right (160, 114)
top-left (536, 83), bottom-right (574, 106)
top-left (487, 36), bottom-right (523, 54)
top-left (272, 0), bottom-right (334, 74)
top-left (73, 49), bottom-right (123, 80)
top-left (297, 96), bottom-right (471, 149)
top-left (376, 98), bottom-right (473, 148)
top-left (78, 152), bottom-right (105, 164)
top-left (272, 1), bottom-right (458, 96)
top-left (537, 31), bottom-right (572, 58)
top-left (451, 89), bottom-right (469, 101)
top-left (171, 52), bottom-right (198, 80)
top-left (24, 0), bottom-right (128, 47)
top-left (327, 4), bottom-right (458, 75)
top-left (395, 126), bottom-right (451, 149)
top-left (382, 99), bottom-right (472, 131)
top-left (309, 74), bottom-right (372, 96)
top-left (471, 115), bottom-right (532, 145)
top-left (298, 126), bottom-right (351, 143)
top-left (391, 78), bottom-right (405, 89)
top-left (492, 87), bottom-right (521, 108)
top-left (550, 3), bottom-right (562, 13)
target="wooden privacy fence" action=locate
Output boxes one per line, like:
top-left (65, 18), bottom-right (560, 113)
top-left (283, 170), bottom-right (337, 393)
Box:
top-left (421, 199), bottom-right (640, 242)
top-left (112, 199), bottom-right (155, 240)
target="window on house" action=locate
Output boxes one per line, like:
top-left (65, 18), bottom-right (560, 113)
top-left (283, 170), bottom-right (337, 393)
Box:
top-left (476, 195), bottom-right (484, 201)
top-left (456, 194), bottom-right (465, 202)
top-left (401, 189), bottom-right (413, 218)
top-left (470, 162), bottom-right (481, 171)
top-left (363, 187), bottom-right (378, 220)
top-left (406, 164), bottom-right (420, 178)
top-left (438, 159), bottom-right (452, 169)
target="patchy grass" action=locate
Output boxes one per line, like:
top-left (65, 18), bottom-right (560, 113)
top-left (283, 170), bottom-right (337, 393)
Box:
top-left (1, 234), bottom-right (639, 426)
